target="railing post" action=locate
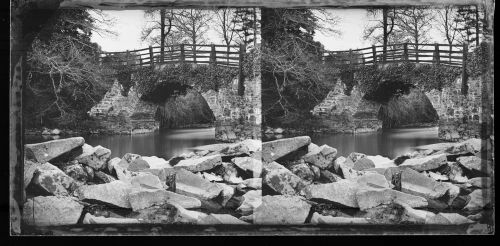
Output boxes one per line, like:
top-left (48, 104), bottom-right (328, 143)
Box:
top-left (193, 44), bottom-right (196, 63)
top-left (415, 44), bottom-right (419, 63)
top-left (126, 50), bottom-right (130, 66)
top-left (149, 46), bottom-right (154, 67)
top-left (210, 44), bottom-right (216, 65)
top-left (461, 43), bottom-right (468, 95)
top-left (180, 44), bottom-right (185, 64)
top-left (372, 45), bottom-right (377, 65)
top-left (403, 43), bottom-right (408, 61)
top-left (349, 49), bottom-right (353, 65)
top-left (434, 43), bottom-right (440, 65)
top-left (238, 43), bottom-right (246, 96)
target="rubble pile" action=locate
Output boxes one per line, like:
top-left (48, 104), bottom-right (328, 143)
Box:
top-left (261, 136), bottom-right (493, 227)
top-left (22, 137), bottom-right (262, 226)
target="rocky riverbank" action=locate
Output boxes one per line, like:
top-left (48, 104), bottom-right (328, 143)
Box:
top-left (20, 135), bottom-right (493, 233)
top-left (23, 137), bottom-right (262, 227)
top-left (261, 136), bottom-right (493, 232)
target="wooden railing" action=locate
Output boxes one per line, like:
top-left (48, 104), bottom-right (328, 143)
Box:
top-left (98, 43), bottom-right (247, 96)
top-left (323, 43), bottom-right (467, 67)
top-left (98, 43), bottom-right (245, 68)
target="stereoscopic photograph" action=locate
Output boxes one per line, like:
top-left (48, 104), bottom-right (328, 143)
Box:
top-left (9, 0), bottom-right (494, 236)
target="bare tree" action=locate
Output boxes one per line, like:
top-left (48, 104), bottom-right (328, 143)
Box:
top-left (214, 8), bottom-right (238, 63)
top-left (363, 8), bottom-right (400, 60)
top-left (141, 9), bottom-right (179, 61)
top-left (173, 9), bottom-right (214, 62)
top-left (394, 7), bottom-right (435, 49)
top-left (435, 7), bottom-right (463, 61)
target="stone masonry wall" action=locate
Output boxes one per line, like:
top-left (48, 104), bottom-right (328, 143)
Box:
top-left (202, 74), bottom-right (261, 142)
top-left (88, 80), bottom-right (159, 134)
top-left (89, 70), bottom-right (261, 141)
top-left (426, 77), bottom-right (482, 142)
top-left (311, 82), bottom-right (382, 133)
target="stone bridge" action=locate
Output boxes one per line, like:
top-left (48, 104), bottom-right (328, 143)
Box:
top-left (312, 75), bottom-right (482, 142)
top-left (88, 73), bottom-right (261, 142)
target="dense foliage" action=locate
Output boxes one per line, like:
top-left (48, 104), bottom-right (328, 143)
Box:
top-left (466, 42), bottom-right (491, 78)
top-left (24, 9), bottom-right (113, 128)
top-left (261, 8), bottom-right (339, 126)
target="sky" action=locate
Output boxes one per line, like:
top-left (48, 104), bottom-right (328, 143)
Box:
top-left (91, 8), bottom-right (445, 53)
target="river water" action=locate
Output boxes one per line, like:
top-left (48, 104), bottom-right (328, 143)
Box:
top-left (309, 127), bottom-right (442, 159)
top-left (25, 127), bottom-right (216, 160)
top-left (25, 126), bottom-right (442, 161)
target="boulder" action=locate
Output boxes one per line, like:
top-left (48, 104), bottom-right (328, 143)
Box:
top-left (467, 177), bottom-right (492, 189)
top-left (170, 203), bottom-right (208, 224)
top-left (62, 163), bottom-right (89, 183)
top-left (202, 172), bottom-right (223, 182)
top-left (352, 157), bottom-right (376, 171)
top-left (303, 180), bottom-right (359, 208)
top-left (241, 178), bottom-right (262, 190)
top-left (76, 180), bottom-right (135, 208)
top-left (24, 159), bottom-right (41, 189)
top-left (128, 189), bottom-right (202, 211)
top-left (214, 162), bottom-right (243, 184)
top-left (446, 162), bottom-right (469, 183)
top-left (174, 168), bottom-right (223, 200)
top-left (427, 171), bottom-right (449, 181)
top-left (365, 155), bottom-right (397, 168)
top-left (237, 190), bottom-right (262, 216)
top-left (94, 171), bottom-right (116, 183)
top-left (141, 156), bottom-right (171, 169)
top-left (107, 157), bottom-right (122, 174)
top-left (262, 136), bottom-right (311, 163)
top-left (132, 203), bottom-right (204, 224)
top-left (82, 213), bottom-right (141, 224)
top-left (290, 163), bottom-right (315, 183)
top-left (354, 172), bottom-right (392, 189)
top-left (208, 139), bottom-right (261, 157)
top-left (302, 144), bottom-right (337, 169)
top-left (216, 182), bottom-right (235, 207)
top-left (356, 187), bottom-right (428, 211)
top-left (75, 144), bottom-right (111, 171)
top-left (232, 157), bottom-right (262, 178)
top-left (254, 195), bottom-right (311, 224)
top-left (127, 158), bottom-right (150, 172)
top-left (22, 196), bottom-right (84, 226)
top-left (310, 213), bottom-right (370, 224)
top-left (200, 214), bottom-right (249, 225)
top-left (348, 152), bottom-right (367, 163)
top-left (31, 162), bottom-right (77, 196)
top-left (320, 169), bottom-right (343, 183)
top-left (175, 155), bottom-right (222, 172)
top-left (309, 165), bottom-right (321, 180)
top-left (399, 202), bottom-right (436, 224)
top-left (464, 189), bottom-right (492, 211)
top-left (399, 154), bottom-right (447, 172)
top-left (456, 156), bottom-right (492, 176)
top-left (401, 168), bottom-right (450, 199)
top-left (262, 161), bottom-right (307, 196)
top-left (427, 213), bottom-right (475, 225)
top-left (24, 137), bottom-right (85, 163)
top-left (130, 173), bottom-right (163, 189)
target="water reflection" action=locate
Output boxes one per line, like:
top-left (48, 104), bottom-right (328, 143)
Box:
top-left (25, 128), bottom-right (216, 160)
top-left (310, 127), bottom-right (442, 159)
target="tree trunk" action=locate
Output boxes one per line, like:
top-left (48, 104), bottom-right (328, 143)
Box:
top-left (382, 7), bottom-right (388, 62)
top-left (160, 9), bottom-right (166, 63)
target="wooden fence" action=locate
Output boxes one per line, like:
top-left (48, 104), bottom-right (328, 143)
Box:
top-left (98, 43), bottom-right (245, 68)
top-left (98, 43), bottom-right (247, 96)
top-left (323, 43), bottom-right (467, 67)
